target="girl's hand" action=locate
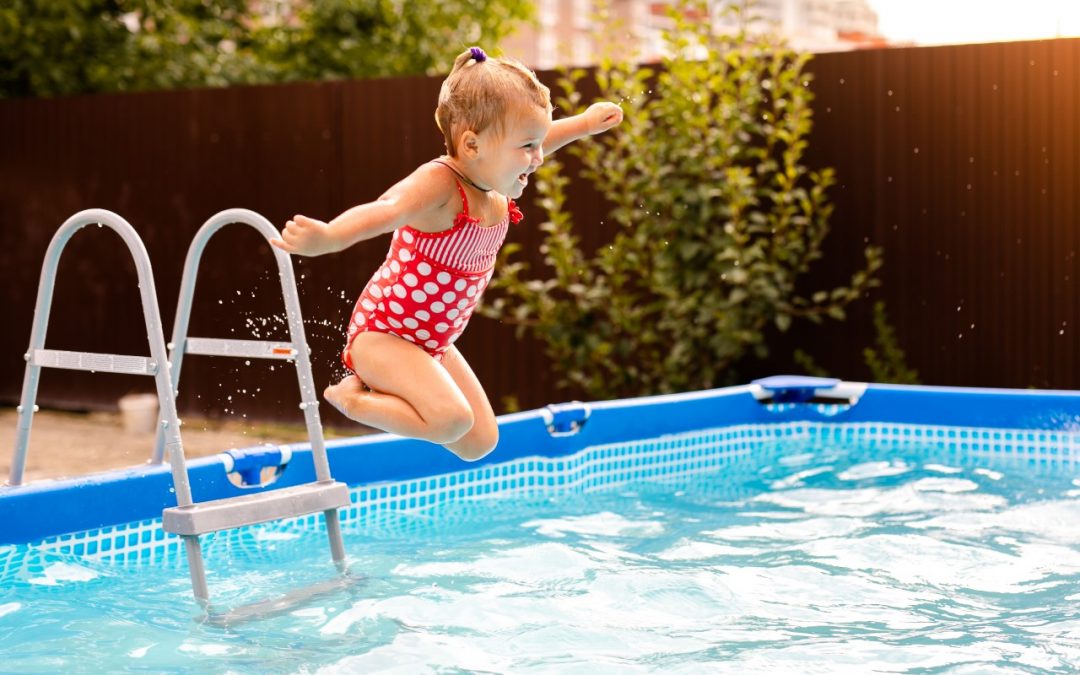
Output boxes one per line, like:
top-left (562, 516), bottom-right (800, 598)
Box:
top-left (270, 215), bottom-right (340, 256)
top-left (585, 102), bottom-right (624, 135)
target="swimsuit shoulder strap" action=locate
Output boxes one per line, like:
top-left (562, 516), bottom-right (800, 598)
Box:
top-left (429, 159), bottom-right (470, 216)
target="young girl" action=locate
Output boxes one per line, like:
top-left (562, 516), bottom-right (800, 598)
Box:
top-left (271, 47), bottom-right (622, 461)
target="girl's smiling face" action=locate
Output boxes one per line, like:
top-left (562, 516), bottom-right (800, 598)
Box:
top-left (467, 104), bottom-right (551, 198)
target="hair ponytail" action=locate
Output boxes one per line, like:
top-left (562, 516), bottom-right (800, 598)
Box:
top-left (449, 46), bottom-right (488, 75)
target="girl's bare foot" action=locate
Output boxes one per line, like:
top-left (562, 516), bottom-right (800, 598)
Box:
top-left (324, 375), bottom-right (367, 420)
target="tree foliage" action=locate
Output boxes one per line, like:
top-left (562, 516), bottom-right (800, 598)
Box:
top-left (0, 0), bottom-right (535, 98)
top-left (481, 0), bottom-right (883, 399)
top-left (259, 1), bottom-right (536, 82)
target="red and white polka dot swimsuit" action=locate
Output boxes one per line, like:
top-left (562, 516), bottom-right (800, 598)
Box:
top-left (342, 164), bottom-right (523, 370)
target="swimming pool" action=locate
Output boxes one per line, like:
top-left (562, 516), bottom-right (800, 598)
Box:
top-left (2, 377), bottom-right (1079, 671)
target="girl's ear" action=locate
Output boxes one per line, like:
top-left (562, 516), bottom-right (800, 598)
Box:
top-left (459, 130), bottom-right (481, 159)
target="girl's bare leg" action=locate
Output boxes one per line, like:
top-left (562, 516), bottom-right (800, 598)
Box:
top-left (324, 332), bottom-right (474, 446)
top-left (438, 346), bottom-right (499, 461)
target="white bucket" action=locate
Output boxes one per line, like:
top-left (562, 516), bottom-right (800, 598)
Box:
top-left (118, 393), bottom-right (159, 434)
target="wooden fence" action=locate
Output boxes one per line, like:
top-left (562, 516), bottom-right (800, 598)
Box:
top-left (1, 38), bottom-right (1077, 427)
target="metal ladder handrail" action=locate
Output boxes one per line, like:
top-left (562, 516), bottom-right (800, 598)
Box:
top-left (9, 210), bottom-right (189, 506)
top-left (152, 208), bottom-right (327, 474)
top-left (151, 208), bottom-right (347, 615)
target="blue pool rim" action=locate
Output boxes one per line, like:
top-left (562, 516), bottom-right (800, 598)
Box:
top-left (3, 378), bottom-right (1080, 546)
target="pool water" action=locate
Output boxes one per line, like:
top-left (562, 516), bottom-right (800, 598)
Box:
top-left (3, 435), bottom-right (1079, 672)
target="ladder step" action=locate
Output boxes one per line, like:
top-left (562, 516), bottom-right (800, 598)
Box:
top-left (162, 481), bottom-right (350, 535)
top-left (31, 348), bottom-right (157, 375)
top-left (205, 573), bottom-right (363, 627)
top-left (185, 337), bottom-right (297, 360)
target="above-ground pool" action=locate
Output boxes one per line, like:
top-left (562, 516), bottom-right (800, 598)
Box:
top-left (2, 377), bottom-right (1079, 672)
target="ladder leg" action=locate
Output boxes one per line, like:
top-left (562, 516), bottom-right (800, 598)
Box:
top-left (182, 535), bottom-right (211, 610)
top-left (9, 212), bottom-right (77, 486)
top-left (9, 364), bottom-right (41, 486)
top-left (324, 509), bottom-right (347, 571)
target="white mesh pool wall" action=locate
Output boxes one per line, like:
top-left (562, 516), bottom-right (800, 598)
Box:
top-left (3, 419), bottom-right (1079, 583)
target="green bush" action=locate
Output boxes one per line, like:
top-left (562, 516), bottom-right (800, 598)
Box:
top-left (862, 301), bottom-right (919, 384)
top-left (794, 301), bottom-right (920, 384)
top-left (0, 0), bottom-right (534, 98)
top-left (482, 0), bottom-right (882, 399)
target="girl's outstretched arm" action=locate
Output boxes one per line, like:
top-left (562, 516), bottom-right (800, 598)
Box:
top-left (543, 102), bottom-right (623, 155)
top-left (271, 163), bottom-right (454, 256)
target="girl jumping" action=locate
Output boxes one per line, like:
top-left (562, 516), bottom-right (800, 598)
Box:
top-left (271, 47), bottom-right (622, 461)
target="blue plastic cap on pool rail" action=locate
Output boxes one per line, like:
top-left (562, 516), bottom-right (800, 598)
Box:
top-left (221, 445), bottom-right (292, 487)
top-left (541, 402), bottom-right (592, 436)
top-left (751, 375), bottom-right (843, 403)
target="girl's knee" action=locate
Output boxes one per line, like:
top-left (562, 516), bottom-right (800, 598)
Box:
top-left (448, 426), bottom-right (499, 462)
top-left (429, 404), bottom-right (474, 444)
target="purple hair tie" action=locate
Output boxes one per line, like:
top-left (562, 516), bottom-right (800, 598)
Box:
top-left (469, 47), bottom-right (487, 63)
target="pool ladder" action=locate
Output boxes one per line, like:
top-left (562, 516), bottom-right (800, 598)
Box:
top-left (10, 208), bottom-right (350, 621)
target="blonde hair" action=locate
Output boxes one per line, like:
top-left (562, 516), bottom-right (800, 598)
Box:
top-left (435, 48), bottom-right (552, 158)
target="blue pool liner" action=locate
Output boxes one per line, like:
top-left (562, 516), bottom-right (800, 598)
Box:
top-left (3, 379), bottom-right (1080, 546)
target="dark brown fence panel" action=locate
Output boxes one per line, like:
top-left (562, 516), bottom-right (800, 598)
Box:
top-left (2, 38), bottom-right (1079, 429)
top-left (787, 38), bottom-right (1080, 390)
